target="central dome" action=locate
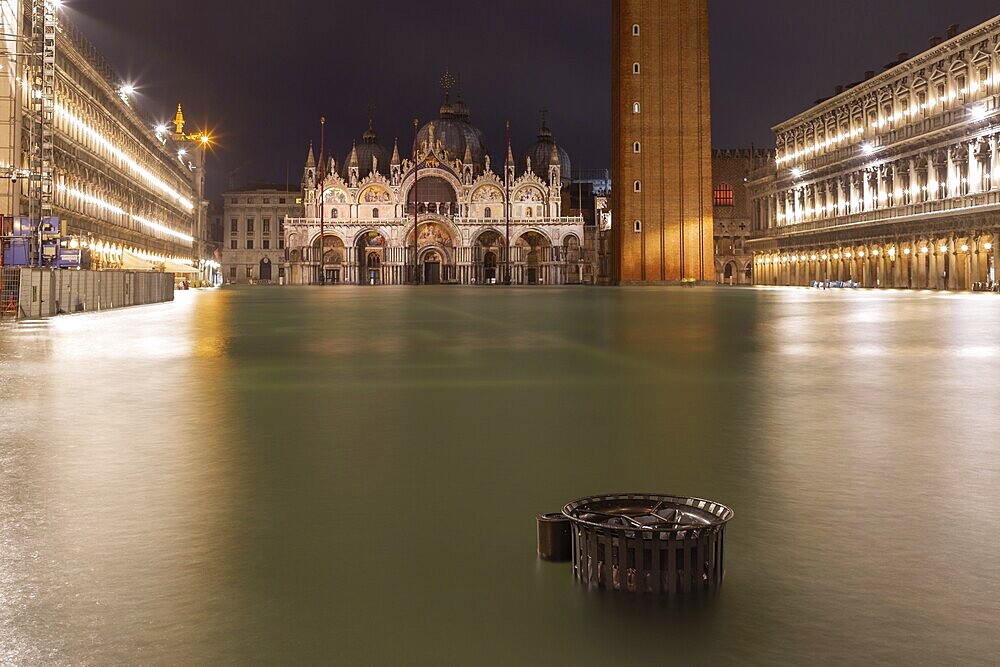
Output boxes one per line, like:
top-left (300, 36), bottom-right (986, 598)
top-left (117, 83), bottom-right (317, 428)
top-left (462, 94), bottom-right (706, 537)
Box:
top-left (342, 118), bottom-right (390, 181)
top-left (417, 91), bottom-right (489, 170)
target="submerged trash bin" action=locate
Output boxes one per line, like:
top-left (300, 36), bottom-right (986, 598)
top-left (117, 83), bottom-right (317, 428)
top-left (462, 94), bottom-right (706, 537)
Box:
top-left (560, 493), bottom-right (733, 595)
top-left (536, 513), bottom-right (572, 562)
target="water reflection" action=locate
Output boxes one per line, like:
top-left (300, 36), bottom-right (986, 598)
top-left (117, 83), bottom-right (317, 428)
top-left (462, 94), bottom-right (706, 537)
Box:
top-left (1, 287), bottom-right (999, 664)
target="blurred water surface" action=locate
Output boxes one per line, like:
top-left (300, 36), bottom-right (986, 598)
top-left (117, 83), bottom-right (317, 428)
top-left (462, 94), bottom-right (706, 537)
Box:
top-left (1, 286), bottom-right (998, 665)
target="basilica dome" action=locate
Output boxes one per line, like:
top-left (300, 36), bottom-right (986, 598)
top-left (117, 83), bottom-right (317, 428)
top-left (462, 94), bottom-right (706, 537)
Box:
top-left (520, 119), bottom-right (571, 183)
top-left (342, 118), bottom-right (391, 180)
top-left (417, 92), bottom-right (489, 170)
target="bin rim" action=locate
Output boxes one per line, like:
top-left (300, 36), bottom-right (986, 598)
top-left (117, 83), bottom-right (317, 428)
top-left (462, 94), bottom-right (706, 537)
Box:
top-left (561, 492), bottom-right (734, 533)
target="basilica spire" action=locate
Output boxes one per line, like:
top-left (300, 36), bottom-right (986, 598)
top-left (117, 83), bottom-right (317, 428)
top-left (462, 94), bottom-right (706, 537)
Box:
top-left (348, 141), bottom-right (359, 167)
top-left (305, 142), bottom-right (316, 168)
top-left (173, 103), bottom-right (185, 136)
top-left (390, 138), bottom-right (400, 167)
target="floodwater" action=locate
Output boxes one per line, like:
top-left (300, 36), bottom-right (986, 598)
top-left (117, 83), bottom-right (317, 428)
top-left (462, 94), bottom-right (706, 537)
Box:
top-left (1, 286), bottom-right (999, 665)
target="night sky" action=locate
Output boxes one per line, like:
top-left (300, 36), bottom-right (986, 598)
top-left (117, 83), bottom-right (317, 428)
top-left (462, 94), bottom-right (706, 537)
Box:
top-left (66, 0), bottom-right (999, 199)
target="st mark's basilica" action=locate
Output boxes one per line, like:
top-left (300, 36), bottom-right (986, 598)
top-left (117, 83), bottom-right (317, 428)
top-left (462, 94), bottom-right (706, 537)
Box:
top-left (283, 79), bottom-right (587, 285)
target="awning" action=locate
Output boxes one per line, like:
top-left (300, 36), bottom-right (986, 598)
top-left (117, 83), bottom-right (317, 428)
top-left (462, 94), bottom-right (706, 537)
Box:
top-left (163, 259), bottom-right (199, 275)
top-left (120, 251), bottom-right (158, 271)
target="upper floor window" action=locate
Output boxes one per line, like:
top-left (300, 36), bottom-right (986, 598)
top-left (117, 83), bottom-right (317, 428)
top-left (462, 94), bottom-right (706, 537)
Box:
top-left (633, 142), bottom-right (641, 153)
top-left (484, 207), bottom-right (492, 218)
top-left (633, 180), bottom-right (642, 193)
top-left (633, 220), bottom-right (642, 233)
top-left (632, 24), bottom-right (640, 36)
top-left (633, 102), bottom-right (641, 114)
top-left (263, 219), bottom-right (271, 235)
top-left (714, 183), bottom-right (735, 207)
top-left (279, 198), bottom-right (286, 204)
top-left (247, 219), bottom-right (255, 234)
top-left (633, 63), bottom-right (640, 74)
top-left (372, 208), bottom-right (380, 219)
top-left (230, 219), bottom-right (238, 234)
top-left (332, 209), bottom-right (339, 219)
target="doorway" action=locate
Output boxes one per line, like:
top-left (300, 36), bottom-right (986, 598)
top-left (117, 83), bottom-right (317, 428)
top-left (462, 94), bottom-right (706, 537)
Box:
top-left (259, 258), bottom-right (272, 282)
top-left (484, 251), bottom-right (497, 284)
top-left (366, 252), bottom-right (381, 286)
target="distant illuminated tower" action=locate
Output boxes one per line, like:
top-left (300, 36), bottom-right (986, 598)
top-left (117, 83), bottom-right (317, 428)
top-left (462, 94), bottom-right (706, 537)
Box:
top-left (611, 0), bottom-right (715, 284)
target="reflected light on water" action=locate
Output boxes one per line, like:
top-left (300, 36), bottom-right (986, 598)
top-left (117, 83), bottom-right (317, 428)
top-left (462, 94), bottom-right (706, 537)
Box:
top-left (1, 286), bottom-right (999, 664)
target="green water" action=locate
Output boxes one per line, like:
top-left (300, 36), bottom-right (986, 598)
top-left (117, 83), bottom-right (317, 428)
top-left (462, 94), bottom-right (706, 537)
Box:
top-left (1, 286), bottom-right (998, 665)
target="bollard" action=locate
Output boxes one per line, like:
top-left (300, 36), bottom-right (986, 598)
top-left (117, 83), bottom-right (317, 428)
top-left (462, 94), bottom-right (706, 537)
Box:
top-left (536, 513), bottom-right (572, 562)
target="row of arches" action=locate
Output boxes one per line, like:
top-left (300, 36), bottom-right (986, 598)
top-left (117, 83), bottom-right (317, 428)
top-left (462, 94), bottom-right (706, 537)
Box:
top-left (285, 223), bottom-right (584, 286)
top-left (754, 234), bottom-right (997, 290)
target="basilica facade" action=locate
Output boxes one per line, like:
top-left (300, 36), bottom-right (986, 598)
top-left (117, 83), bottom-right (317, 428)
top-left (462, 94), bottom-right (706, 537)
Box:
top-left (283, 93), bottom-right (587, 286)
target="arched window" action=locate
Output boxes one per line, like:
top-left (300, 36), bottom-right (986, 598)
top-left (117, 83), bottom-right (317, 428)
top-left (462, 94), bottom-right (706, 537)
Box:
top-left (332, 208), bottom-right (339, 219)
top-left (713, 183), bottom-right (735, 207)
top-left (372, 207), bottom-right (379, 219)
top-left (484, 206), bottom-right (492, 218)
top-left (633, 180), bottom-right (642, 193)
top-left (633, 220), bottom-right (642, 233)
top-left (633, 63), bottom-right (641, 74)
top-left (633, 142), bottom-right (641, 153)
top-left (632, 24), bottom-right (640, 36)
top-left (525, 207), bottom-right (533, 218)
top-left (632, 102), bottom-right (641, 114)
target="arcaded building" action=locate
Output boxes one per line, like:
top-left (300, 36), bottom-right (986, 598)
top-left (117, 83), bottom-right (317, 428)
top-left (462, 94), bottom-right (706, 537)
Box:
top-left (283, 89), bottom-right (586, 286)
top-left (611, 0), bottom-right (715, 284)
top-left (0, 1), bottom-right (208, 268)
top-left (749, 18), bottom-right (1000, 289)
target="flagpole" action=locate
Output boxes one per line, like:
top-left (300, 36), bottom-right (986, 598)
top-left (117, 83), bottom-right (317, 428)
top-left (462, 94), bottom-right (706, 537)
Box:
top-left (412, 118), bottom-right (420, 285)
top-left (318, 116), bottom-right (326, 286)
top-left (504, 120), bottom-right (512, 286)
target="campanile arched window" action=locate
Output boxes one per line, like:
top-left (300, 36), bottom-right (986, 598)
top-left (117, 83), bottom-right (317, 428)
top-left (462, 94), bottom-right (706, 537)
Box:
top-left (634, 180), bottom-right (642, 193)
top-left (633, 102), bottom-right (641, 114)
top-left (632, 24), bottom-right (640, 36)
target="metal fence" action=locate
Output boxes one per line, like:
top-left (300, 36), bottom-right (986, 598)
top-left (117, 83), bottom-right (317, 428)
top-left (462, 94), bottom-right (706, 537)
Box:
top-left (1, 267), bottom-right (21, 320)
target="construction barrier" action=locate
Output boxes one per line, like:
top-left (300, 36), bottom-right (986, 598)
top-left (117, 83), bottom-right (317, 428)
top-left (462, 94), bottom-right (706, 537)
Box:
top-left (12, 269), bottom-right (175, 319)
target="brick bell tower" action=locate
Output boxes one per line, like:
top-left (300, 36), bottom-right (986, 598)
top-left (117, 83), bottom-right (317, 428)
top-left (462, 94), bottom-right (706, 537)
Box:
top-left (611, 0), bottom-right (715, 284)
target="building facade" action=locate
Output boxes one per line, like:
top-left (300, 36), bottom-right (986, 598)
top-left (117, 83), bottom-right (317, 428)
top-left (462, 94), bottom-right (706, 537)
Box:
top-left (0, 1), bottom-right (208, 272)
top-left (611, 0), bottom-right (715, 284)
top-left (284, 92), bottom-right (586, 286)
top-left (222, 185), bottom-right (301, 284)
top-left (749, 18), bottom-right (1000, 290)
top-left (713, 149), bottom-right (773, 284)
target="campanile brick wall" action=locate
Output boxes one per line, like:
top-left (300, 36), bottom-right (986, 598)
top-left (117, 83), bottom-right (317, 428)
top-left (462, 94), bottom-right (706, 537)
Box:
top-left (612, 0), bottom-right (715, 284)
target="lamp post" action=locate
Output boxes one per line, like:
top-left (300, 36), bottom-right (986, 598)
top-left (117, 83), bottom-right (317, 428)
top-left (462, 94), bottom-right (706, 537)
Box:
top-left (504, 121), bottom-right (512, 285)
top-left (411, 118), bottom-right (419, 285)
top-left (318, 116), bottom-right (326, 286)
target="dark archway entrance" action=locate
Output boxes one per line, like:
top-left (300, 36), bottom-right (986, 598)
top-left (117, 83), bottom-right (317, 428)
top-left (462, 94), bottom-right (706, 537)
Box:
top-left (484, 251), bottom-right (497, 284)
top-left (723, 261), bottom-right (736, 283)
top-left (423, 250), bottom-right (442, 285)
top-left (259, 258), bottom-right (272, 282)
top-left (356, 231), bottom-right (386, 285)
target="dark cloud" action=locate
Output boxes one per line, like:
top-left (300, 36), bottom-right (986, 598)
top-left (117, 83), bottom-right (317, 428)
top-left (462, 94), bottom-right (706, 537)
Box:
top-left (66, 0), bottom-right (999, 197)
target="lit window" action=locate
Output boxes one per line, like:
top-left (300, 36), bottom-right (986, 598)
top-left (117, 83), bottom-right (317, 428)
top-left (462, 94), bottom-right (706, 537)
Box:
top-left (633, 180), bottom-right (642, 193)
top-left (713, 183), bottom-right (735, 207)
top-left (633, 102), bottom-right (641, 114)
